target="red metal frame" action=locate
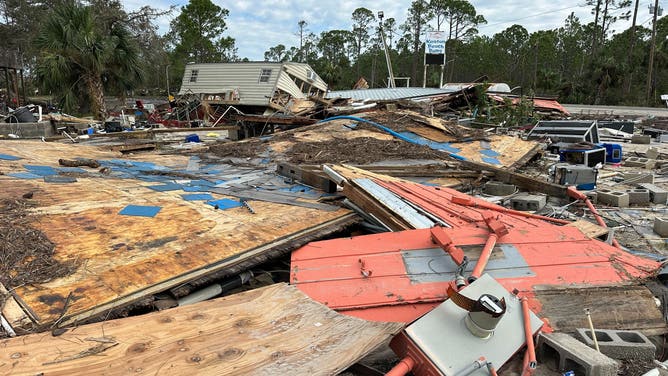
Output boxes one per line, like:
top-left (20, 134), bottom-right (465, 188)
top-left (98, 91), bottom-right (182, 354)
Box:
top-left (291, 180), bottom-right (660, 325)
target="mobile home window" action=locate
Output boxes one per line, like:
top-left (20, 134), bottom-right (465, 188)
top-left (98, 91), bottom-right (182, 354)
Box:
top-left (189, 69), bottom-right (199, 82)
top-left (259, 68), bottom-right (272, 83)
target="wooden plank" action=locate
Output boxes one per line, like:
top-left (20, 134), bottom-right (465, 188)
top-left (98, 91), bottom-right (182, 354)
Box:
top-left (0, 283), bottom-right (404, 376)
top-left (461, 160), bottom-right (568, 198)
top-left (276, 162), bottom-right (337, 193)
top-left (0, 283), bottom-right (32, 330)
top-left (209, 188), bottom-right (340, 211)
top-left (534, 285), bottom-right (667, 336)
top-left (342, 184), bottom-right (412, 231)
top-left (110, 143), bottom-right (156, 153)
top-left (565, 219), bottom-right (609, 239)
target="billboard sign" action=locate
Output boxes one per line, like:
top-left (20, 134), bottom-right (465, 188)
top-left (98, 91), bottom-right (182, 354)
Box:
top-left (425, 31), bottom-right (446, 54)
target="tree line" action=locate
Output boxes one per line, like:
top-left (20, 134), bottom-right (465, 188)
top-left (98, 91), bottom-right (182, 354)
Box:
top-left (1, 0), bottom-right (667, 118)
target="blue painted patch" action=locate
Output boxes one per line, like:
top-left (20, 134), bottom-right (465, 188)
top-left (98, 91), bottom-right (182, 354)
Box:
top-left (24, 165), bottom-right (58, 176)
top-left (8, 172), bottom-right (42, 179)
top-left (44, 175), bottom-right (77, 183)
top-left (480, 149), bottom-right (501, 157)
top-left (147, 183), bottom-right (182, 192)
top-left (0, 154), bottom-right (21, 160)
top-left (397, 131), bottom-right (461, 153)
top-left (57, 167), bottom-right (87, 173)
top-left (261, 158), bottom-right (271, 164)
top-left (482, 157), bottom-right (502, 165)
top-left (188, 179), bottom-right (215, 187)
top-left (119, 205), bottom-right (162, 217)
top-left (182, 186), bottom-right (210, 192)
top-left (181, 193), bottom-right (214, 201)
top-left (206, 198), bottom-right (243, 210)
top-left (280, 184), bottom-right (313, 193)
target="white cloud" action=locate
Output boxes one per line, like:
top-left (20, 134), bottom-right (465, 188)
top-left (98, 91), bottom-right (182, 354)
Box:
top-left (121, 0), bottom-right (649, 60)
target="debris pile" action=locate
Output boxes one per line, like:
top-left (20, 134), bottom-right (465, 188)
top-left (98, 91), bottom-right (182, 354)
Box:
top-left (3, 73), bottom-right (668, 376)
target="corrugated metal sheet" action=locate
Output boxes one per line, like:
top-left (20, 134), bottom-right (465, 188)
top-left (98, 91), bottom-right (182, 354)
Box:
top-left (326, 87), bottom-right (452, 101)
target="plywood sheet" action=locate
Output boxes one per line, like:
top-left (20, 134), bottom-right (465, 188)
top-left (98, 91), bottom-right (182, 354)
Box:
top-left (0, 141), bottom-right (353, 328)
top-left (400, 129), bottom-right (539, 168)
top-left (565, 219), bottom-right (609, 239)
top-left (0, 283), bottom-right (404, 376)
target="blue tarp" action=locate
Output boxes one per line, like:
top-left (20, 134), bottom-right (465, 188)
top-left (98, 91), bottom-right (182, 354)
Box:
top-left (119, 205), bottom-right (162, 217)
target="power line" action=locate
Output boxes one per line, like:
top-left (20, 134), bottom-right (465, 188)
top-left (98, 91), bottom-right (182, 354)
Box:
top-left (478, 5), bottom-right (583, 29)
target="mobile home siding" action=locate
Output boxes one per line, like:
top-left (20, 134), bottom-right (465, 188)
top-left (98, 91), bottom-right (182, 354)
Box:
top-left (178, 63), bottom-right (282, 106)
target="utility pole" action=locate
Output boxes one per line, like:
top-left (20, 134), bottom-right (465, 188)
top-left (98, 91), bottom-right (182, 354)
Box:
top-left (646, 0), bottom-right (661, 105)
top-left (378, 11), bottom-right (396, 88)
top-left (166, 64), bottom-right (171, 97)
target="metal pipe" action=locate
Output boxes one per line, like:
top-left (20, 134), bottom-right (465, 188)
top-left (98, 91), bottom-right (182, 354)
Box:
top-left (177, 271), bottom-right (252, 306)
top-left (451, 196), bottom-right (569, 225)
top-left (585, 308), bottom-right (600, 352)
top-left (385, 356), bottom-right (415, 376)
top-left (456, 357), bottom-right (487, 376)
top-left (469, 233), bottom-right (497, 283)
top-left (583, 198), bottom-right (621, 248)
top-left (521, 297), bottom-right (537, 374)
top-left (487, 362), bottom-right (499, 376)
top-left (566, 187), bottom-right (621, 248)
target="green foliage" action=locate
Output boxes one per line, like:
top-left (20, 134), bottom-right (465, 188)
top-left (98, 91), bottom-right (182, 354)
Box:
top-left (34, 0), bottom-right (143, 117)
top-left (168, 0), bottom-right (236, 64)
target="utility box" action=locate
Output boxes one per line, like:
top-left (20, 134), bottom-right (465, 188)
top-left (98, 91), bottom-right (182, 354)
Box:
top-left (554, 164), bottom-right (598, 190)
top-left (599, 143), bottom-right (623, 164)
top-left (559, 146), bottom-right (606, 167)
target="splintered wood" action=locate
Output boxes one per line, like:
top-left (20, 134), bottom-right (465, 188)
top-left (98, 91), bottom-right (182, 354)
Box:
top-left (0, 283), bottom-right (404, 375)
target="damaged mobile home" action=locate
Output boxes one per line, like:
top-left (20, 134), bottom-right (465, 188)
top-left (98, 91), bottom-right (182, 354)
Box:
top-left (178, 62), bottom-right (328, 114)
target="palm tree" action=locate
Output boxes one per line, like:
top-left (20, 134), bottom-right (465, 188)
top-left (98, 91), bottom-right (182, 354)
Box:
top-left (34, 2), bottom-right (142, 119)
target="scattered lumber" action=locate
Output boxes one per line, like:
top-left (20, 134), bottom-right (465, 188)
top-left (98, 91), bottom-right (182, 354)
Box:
top-left (0, 283), bottom-right (404, 375)
top-left (58, 158), bottom-right (100, 168)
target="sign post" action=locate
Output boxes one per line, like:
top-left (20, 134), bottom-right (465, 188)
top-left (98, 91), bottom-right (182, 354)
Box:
top-left (424, 31), bottom-right (446, 88)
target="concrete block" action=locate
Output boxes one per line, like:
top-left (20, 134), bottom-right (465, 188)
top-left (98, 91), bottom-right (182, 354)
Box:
top-left (510, 194), bottom-right (547, 211)
top-left (585, 191), bottom-right (598, 204)
top-left (575, 328), bottom-right (656, 361)
top-left (622, 172), bottom-right (654, 184)
top-left (537, 332), bottom-right (619, 376)
top-left (639, 183), bottom-right (668, 204)
top-left (632, 135), bottom-right (652, 144)
top-left (646, 147), bottom-right (660, 160)
top-left (654, 217), bottom-right (668, 237)
top-left (596, 189), bottom-right (629, 207)
top-left (624, 157), bottom-right (656, 169)
top-left (625, 188), bottom-right (650, 204)
top-left (483, 181), bottom-right (516, 196)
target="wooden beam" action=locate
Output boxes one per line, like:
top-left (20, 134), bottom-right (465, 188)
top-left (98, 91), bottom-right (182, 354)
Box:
top-left (276, 162), bottom-right (338, 193)
top-left (461, 160), bottom-right (568, 198)
top-left (0, 283), bottom-right (404, 375)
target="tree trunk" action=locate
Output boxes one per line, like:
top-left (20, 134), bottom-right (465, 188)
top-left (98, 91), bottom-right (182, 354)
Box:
top-left (412, 20), bottom-right (421, 86)
top-left (86, 74), bottom-right (107, 120)
top-left (592, 0), bottom-right (602, 55)
top-left (624, 0), bottom-right (640, 96)
top-left (601, 0), bottom-right (610, 44)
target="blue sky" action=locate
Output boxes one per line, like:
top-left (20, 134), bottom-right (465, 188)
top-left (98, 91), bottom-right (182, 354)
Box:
top-left (122, 0), bottom-right (657, 60)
